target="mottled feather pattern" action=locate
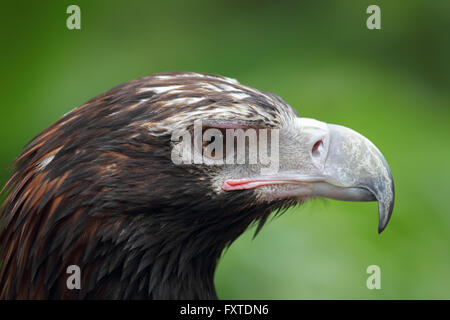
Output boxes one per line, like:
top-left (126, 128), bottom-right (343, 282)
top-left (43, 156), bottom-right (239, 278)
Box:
top-left (0, 72), bottom-right (298, 299)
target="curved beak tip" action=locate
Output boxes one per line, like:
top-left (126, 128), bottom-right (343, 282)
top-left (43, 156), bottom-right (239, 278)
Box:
top-left (377, 183), bottom-right (395, 234)
top-left (324, 122), bottom-right (395, 234)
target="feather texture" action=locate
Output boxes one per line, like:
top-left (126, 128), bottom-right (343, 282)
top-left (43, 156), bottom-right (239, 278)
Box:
top-left (0, 72), bottom-right (298, 299)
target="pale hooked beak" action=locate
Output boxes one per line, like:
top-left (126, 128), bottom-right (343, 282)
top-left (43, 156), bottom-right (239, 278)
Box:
top-left (223, 118), bottom-right (395, 233)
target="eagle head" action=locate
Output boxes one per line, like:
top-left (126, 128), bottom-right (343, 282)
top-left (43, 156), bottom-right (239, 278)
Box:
top-left (0, 72), bottom-right (394, 299)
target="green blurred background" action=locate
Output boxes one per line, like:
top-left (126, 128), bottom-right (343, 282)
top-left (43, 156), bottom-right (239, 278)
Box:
top-left (1, 1), bottom-right (449, 299)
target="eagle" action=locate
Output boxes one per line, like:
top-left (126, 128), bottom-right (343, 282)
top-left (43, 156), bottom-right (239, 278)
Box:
top-left (0, 72), bottom-right (394, 299)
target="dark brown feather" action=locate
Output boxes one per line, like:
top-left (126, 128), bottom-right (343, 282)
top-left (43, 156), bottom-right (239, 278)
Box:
top-left (0, 72), bottom-right (297, 299)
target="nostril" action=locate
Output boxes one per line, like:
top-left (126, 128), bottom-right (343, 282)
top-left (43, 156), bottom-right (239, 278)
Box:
top-left (312, 140), bottom-right (323, 158)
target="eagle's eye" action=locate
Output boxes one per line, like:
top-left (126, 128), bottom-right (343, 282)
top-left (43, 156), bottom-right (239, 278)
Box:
top-left (199, 127), bottom-right (269, 163)
top-left (201, 127), bottom-right (226, 161)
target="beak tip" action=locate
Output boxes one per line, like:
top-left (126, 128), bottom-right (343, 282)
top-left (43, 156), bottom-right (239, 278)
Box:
top-left (376, 158), bottom-right (395, 234)
top-left (377, 193), bottom-right (395, 234)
